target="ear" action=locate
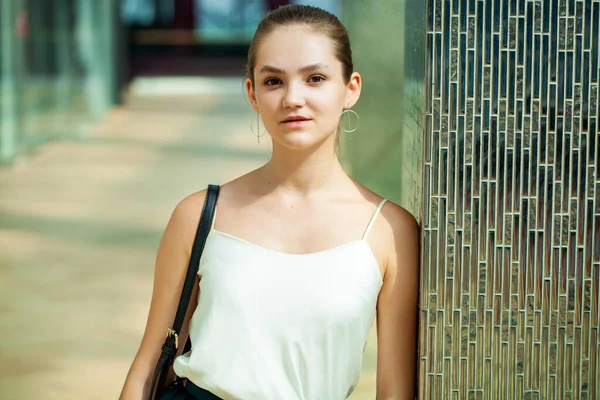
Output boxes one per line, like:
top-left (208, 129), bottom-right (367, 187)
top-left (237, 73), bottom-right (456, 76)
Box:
top-left (245, 77), bottom-right (260, 113)
top-left (344, 72), bottom-right (362, 109)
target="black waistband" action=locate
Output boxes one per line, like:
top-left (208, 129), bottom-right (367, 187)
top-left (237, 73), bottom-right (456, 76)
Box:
top-left (184, 380), bottom-right (223, 400)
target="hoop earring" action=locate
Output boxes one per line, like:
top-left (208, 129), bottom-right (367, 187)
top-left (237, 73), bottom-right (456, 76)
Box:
top-left (251, 113), bottom-right (266, 143)
top-left (340, 109), bottom-right (359, 133)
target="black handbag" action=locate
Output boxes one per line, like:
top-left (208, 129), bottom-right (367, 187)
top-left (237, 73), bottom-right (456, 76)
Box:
top-left (148, 184), bottom-right (220, 400)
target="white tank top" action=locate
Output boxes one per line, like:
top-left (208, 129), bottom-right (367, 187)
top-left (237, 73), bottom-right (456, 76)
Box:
top-left (173, 199), bottom-right (387, 400)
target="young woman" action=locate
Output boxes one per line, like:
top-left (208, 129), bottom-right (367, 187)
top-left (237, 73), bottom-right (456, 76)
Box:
top-left (120, 5), bottom-right (419, 400)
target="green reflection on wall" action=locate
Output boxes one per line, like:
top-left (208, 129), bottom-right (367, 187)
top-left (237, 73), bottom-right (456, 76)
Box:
top-left (340, 1), bottom-right (424, 220)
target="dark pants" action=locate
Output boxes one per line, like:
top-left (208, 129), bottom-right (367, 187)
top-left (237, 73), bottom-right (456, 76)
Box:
top-left (158, 379), bottom-right (222, 400)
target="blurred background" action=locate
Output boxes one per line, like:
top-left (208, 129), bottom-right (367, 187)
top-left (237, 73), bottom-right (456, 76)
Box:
top-left (1, 0), bottom-right (599, 399)
top-left (0, 1), bottom-right (417, 399)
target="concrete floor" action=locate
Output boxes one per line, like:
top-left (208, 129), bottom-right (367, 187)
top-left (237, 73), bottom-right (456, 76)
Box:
top-left (0, 77), bottom-right (378, 400)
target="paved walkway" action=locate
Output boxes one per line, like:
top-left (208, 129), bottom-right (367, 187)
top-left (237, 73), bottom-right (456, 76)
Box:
top-left (0, 77), bottom-right (377, 399)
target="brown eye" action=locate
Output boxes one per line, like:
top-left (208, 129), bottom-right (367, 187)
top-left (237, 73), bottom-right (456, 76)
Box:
top-left (308, 75), bottom-right (326, 83)
top-left (264, 78), bottom-right (282, 86)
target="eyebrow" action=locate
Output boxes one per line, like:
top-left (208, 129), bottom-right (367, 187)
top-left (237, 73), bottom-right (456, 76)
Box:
top-left (257, 63), bottom-right (330, 75)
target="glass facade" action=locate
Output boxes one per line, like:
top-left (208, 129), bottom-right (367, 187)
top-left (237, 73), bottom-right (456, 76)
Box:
top-left (0, 0), bottom-right (119, 164)
top-left (420, 0), bottom-right (600, 398)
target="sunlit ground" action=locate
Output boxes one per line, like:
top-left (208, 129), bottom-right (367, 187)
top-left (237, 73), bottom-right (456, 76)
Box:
top-left (0, 76), bottom-right (378, 399)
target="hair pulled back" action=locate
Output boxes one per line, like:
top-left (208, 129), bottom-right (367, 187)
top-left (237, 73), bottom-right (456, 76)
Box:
top-left (246, 5), bottom-right (353, 88)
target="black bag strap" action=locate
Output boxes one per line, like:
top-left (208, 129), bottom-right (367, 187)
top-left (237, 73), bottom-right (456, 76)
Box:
top-left (172, 184), bottom-right (220, 335)
top-left (148, 184), bottom-right (220, 400)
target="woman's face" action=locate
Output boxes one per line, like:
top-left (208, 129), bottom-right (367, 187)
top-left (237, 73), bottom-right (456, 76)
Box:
top-left (246, 25), bottom-right (361, 150)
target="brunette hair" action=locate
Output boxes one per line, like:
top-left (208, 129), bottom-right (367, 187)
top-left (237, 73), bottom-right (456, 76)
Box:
top-left (246, 5), bottom-right (353, 88)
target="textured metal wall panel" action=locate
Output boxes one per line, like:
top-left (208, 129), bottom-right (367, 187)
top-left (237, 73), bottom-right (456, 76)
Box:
top-left (421, 0), bottom-right (600, 398)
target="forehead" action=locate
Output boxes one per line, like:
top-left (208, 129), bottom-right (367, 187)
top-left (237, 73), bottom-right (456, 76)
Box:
top-left (255, 26), bottom-right (339, 72)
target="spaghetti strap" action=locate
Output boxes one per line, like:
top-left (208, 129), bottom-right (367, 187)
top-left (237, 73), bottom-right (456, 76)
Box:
top-left (362, 199), bottom-right (388, 240)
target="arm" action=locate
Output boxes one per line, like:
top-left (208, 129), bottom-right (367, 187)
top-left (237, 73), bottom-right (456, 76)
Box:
top-left (375, 204), bottom-right (420, 400)
top-left (119, 191), bottom-right (207, 399)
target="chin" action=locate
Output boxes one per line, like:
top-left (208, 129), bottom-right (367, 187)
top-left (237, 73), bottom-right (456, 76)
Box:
top-left (275, 130), bottom-right (331, 150)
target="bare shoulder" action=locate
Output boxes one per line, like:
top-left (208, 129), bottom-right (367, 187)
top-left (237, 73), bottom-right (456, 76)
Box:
top-left (172, 173), bottom-right (252, 231)
top-left (175, 189), bottom-right (208, 215)
top-left (352, 180), bottom-right (419, 240)
top-left (165, 189), bottom-right (209, 255)
top-left (378, 200), bottom-right (420, 277)
top-left (381, 200), bottom-right (420, 238)
top-left (350, 180), bottom-right (419, 234)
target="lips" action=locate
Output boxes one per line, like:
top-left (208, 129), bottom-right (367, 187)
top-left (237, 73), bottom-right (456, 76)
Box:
top-left (282, 116), bottom-right (311, 123)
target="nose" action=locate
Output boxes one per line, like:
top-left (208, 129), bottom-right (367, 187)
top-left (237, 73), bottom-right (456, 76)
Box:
top-left (282, 81), bottom-right (305, 109)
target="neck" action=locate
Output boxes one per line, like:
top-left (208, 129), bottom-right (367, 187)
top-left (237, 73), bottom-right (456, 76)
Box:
top-left (257, 139), bottom-right (348, 199)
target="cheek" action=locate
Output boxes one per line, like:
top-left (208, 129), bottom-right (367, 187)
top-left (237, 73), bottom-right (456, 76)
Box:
top-left (256, 91), bottom-right (280, 113)
top-left (305, 86), bottom-right (337, 107)
top-left (314, 94), bottom-right (344, 122)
